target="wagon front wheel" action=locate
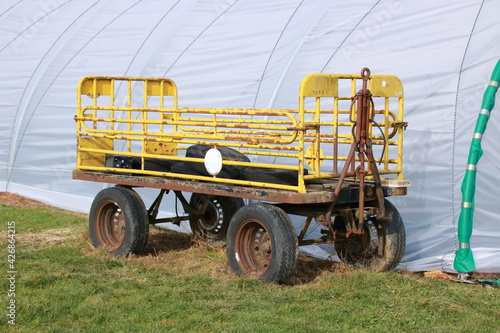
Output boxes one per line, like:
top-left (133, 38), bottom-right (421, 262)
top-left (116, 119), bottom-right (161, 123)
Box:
top-left (89, 187), bottom-right (149, 256)
top-left (226, 203), bottom-right (298, 284)
top-left (333, 199), bottom-right (405, 271)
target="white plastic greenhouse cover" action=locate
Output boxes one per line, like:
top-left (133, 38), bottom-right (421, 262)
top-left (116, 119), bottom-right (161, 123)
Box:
top-left (2, 0), bottom-right (500, 272)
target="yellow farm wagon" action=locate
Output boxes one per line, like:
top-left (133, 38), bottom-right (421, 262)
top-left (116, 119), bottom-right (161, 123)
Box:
top-left (73, 68), bottom-right (409, 283)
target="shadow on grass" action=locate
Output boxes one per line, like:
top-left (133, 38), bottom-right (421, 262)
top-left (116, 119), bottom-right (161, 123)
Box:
top-left (142, 227), bottom-right (193, 255)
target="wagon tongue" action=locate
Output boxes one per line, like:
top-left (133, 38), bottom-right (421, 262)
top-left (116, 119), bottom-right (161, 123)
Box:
top-left (322, 68), bottom-right (387, 236)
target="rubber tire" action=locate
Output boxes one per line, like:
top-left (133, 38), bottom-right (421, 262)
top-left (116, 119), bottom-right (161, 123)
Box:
top-left (186, 144), bottom-right (250, 178)
top-left (226, 203), bottom-right (298, 284)
top-left (89, 187), bottom-right (149, 257)
top-left (143, 158), bottom-right (176, 172)
top-left (171, 161), bottom-right (233, 178)
top-left (333, 199), bottom-right (405, 271)
top-left (171, 162), bottom-right (204, 176)
top-left (189, 194), bottom-right (244, 246)
top-left (240, 167), bottom-right (308, 186)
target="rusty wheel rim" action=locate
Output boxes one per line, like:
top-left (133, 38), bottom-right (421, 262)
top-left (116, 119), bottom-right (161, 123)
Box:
top-left (337, 219), bottom-right (379, 264)
top-left (234, 219), bottom-right (272, 278)
top-left (95, 200), bottom-right (126, 251)
top-left (197, 199), bottom-right (223, 235)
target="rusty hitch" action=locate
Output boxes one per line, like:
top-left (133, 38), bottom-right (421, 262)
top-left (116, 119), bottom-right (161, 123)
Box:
top-left (321, 68), bottom-right (387, 236)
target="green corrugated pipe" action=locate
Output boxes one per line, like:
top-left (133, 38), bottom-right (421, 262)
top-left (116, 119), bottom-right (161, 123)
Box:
top-left (454, 59), bottom-right (500, 273)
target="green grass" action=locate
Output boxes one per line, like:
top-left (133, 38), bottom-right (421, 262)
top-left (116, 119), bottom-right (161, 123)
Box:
top-left (1, 202), bottom-right (499, 332)
top-left (1, 202), bottom-right (84, 233)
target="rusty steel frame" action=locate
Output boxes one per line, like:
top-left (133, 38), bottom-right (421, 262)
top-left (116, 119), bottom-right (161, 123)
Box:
top-left (73, 170), bottom-right (406, 205)
top-left (73, 170), bottom-right (334, 204)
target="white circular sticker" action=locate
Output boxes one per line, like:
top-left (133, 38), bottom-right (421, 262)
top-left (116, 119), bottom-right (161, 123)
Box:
top-left (204, 148), bottom-right (223, 176)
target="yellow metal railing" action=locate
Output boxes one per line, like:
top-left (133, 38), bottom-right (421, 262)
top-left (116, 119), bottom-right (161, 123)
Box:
top-left (75, 73), bottom-right (406, 193)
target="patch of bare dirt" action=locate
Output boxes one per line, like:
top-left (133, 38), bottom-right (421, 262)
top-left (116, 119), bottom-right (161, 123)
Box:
top-left (402, 270), bottom-right (500, 282)
top-left (0, 192), bottom-right (86, 217)
top-left (470, 272), bottom-right (500, 280)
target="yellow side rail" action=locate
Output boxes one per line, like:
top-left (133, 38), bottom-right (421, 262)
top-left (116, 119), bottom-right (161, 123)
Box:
top-left (75, 73), bottom-right (406, 193)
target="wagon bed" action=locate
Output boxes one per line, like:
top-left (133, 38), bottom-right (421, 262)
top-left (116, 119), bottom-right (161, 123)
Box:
top-left (73, 170), bottom-right (407, 204)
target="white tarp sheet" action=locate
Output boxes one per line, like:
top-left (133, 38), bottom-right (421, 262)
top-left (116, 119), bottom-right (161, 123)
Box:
top-left (1, 0), bottom-right (500, 272)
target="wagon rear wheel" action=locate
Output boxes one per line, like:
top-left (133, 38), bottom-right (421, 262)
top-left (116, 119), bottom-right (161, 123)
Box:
top-left (89, 187), bottom-right (149, 256)
top-left (226, 204), bottom-right (298, 284)
top-left (333, 199), bottom-right (405, 271)
top-left (189, 194), bottom-right (244, 246)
